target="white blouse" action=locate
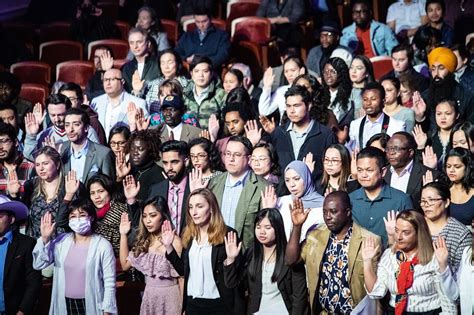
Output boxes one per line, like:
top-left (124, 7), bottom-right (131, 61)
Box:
top-left (254, 262), bottom-right (288, 315)
top-left (187, 239), bottom-right (220, 299)
top-left (368, 249), bottom-right (457, 313)
top-left (458, 247), bottom-right (473, 315)
top-left (258, 85), bottom-right (290, 117)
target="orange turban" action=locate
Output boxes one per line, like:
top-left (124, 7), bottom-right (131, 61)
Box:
top-left (427, 47), bottom-right (458, 73)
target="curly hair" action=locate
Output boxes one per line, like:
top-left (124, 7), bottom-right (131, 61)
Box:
top-left (321, 57), bottom-right (352, 113)
top-left (132, 196), bottom-right (173, 257)
top-left (127, 129), bottom-right (161, 161)
top-left (188, 137), bottom-right (225, 172)
top-left (292, 74), bottom-right (332, 125)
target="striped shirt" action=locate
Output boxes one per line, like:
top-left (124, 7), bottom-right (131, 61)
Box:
top-left (368, 249), bottom-right (456, 313)
top-left (0, 158), bottom-right (35, 195)
top-left (432, 217), bottom-right (472, 275)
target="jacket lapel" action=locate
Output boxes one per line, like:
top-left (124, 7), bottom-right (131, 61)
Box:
top-left (4, 234), bottom-right (18, 277)
top-left (82, 141), bottom-right (96, 180)
top-left (297, 121), bottom-right (321, 160)
top-left (234, 173), bottom-right (258, 235)
top-left (61, 141), bottom-right (72, 173)
top-left (406, 161), bottom-right (422, 194)
top-left (347, 223), bottom-right (363, 281)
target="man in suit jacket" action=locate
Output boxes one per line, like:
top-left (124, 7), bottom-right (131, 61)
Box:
top-left (347, 82), bottom-right (406, 151)
top-left (148, 140), bottom-right (190, 235)
top-left (0, 195), bottom-right (41, 314)
top-left (157, 95), bottom-right (201, 143)
top-left (384, 132), bottom-right (447, 209)
top-left (285, 191), bottom-right (382, 314)
top-left (61, 108), bottom-right (114, 183)
top-left (208, 136), bottom-right (267, 249)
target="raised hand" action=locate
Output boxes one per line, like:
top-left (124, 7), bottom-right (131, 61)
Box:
top-left (412, 91), bottom-right (427, 122)
top-left (224, 231), bottom-right (242, 262)
top-left (123, 175), bottom-right (140, 204)
top-left (422, 170), bottom-right (434, 185)
top-left (161, 220), bottom-right (176, 251)
top-left (132, 70), bottom-right (145, 94)
top-left (136, 108), bottom-right (150, 131)
top-left (433, 236), bottom-right (449, 272)
top-left (33, 103), bottom-right (46, 125)
top-left (259, 115), bottom-right (276, 134)
top-left (361, 236), bottom-right (379, 262)
top-left (24, 112), bottom-right (40, 136)
top-left (303, 152), bottom-right (315, 173)
top-left (244, 120), bottom-right (262, 146)
top-left (335, 125), bottom-right (349, 144)
top-left (199, 130), bottom-right (211, 140)
top-left (208, 114), bottom-right (219, 143)
top-left (422, 146), bottom-right (438, 169)
top-left (40, 212), bottom-right (56, 244)
top-left (99, 49), bottom-right (114, 71)
top-left (83, 95), bottom-right (90, 106)
top-left (412, 125), bottom-right (427, 149)
top-left (6, 170), bottom-right (21, 197)
top-left (350, 148), bottom-right (359, 179)
top-left (42, 136), bottom-right (62, 153)
top-left (383, 210), bottom-right (398, 245)
top-left (127, 102), bottom-right (138, 131)
top-left (289, 198), bottom-right (310, 227)
top-left (189, 168), bottom-right (209, 192)
top-left (119, 212), bottom-right (131, 235)
top-left (262, 67), bottom-right (275, 89)
top-left (261, 185), bottom-right (277, 209)
top-left (65, 170), bottom-right (80, 198)
top-left (116, 151), bottom-right (131, 180)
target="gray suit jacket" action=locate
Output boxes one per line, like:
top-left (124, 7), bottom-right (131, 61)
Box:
top-left (208, 171), bottom-right (268, 249)
top-left (61, 140), bottom-right (115, 183)
top-left (159, 123), bottom-right (202, 143)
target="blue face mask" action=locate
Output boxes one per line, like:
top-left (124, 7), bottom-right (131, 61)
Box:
top-left (69, 217), bottom-right (92, 235)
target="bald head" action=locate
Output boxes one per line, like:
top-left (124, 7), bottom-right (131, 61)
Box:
top-left (103, 69), bottom-right (123, 97)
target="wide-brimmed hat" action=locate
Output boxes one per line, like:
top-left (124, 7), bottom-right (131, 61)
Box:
top-left (0, 195), bottom-right (28, 221)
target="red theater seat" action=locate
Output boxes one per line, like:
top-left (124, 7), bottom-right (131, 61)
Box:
top-left (56, 61), bottom-right (94, 90)
top-left (19, 84), bottom-right (49, 105)
top-left (10, 62), bottom-right (51, 86)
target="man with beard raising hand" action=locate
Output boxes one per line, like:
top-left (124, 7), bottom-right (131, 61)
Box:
top-left (415, 47), bottom-right (474, 129)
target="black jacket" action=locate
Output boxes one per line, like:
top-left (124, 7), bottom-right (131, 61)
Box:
top-left (121, 55), bottom-right (161, 94)
top-left (3, 231), bottom-right (42, 314)
top-left (223, 247), bottom-right (309, 314)
top-left (165, 227), bottom-right (245, 314)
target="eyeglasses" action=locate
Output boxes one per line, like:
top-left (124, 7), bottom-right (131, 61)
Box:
top-left (323, 158), bottom-right (341, 165)
top-left (103, 77), bottom-right (122, 83)
top-left (190, 153), bottom-right (208, 160)
top-left (224, 151), bottom-right (246, 159)
top-left (420, 198), bottom-right (444, 206)
top-left (110, 141), bottom-right (127, 147)
top-left (386, 146), bottom-right (409, 153)
top-left (0, 138), bottom-right (12, 145)
top-left (250, 157), bottom-right (270, 164)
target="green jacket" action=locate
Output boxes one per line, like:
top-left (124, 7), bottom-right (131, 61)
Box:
top-left (208, 171), bottom-right (268, 249)
top-left (183, 79), bottom-right (226, 129)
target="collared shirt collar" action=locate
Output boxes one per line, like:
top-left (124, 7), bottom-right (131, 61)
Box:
top-left (107, 91), bottom-right (125, 106)
top-left (225, 170), bottom-right (249, 187)
top-left (390, 159), bottom-right (414, 177)
top-left (364, 112), bottom-right (385, 125)
top-left (0, 230), bottom-right (13, 244)
top-left (166, 122), bottom-right (183, 134)
top-left (171, 175), bottom-right (188, 191)
top-left (70, 139), bottom-right (89, 158)
top-left (286, 119), bottom-right (314, 134)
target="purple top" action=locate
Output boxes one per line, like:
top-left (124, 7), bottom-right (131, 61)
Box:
top-left (64, 242), bottom-right (90, 298)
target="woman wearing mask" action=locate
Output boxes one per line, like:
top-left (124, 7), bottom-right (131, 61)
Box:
top-left (420, 182), bottom-right (471, 273)
top-left (188, 137), bottom-right (225, 181)
top-left (223, 208), bottom-right (308, 314)
top-left (381, 77), bottom-right (415, 132)
top-left (444, 148), bottom-right (474, 226)
top-left (249, 143), bottom-right (280, 185)
top-left (262, 160), bottom-right (324, 241)
top-left (33, 199), bottom-right (117, 315)
top-left (119, 194), bottom-right (182, 315)
top-left (162, 188), bottom-right (244, 314)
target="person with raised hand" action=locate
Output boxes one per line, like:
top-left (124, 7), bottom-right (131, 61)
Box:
top-left (119, 196), bottom-right (182, 315)
top-left (363, 210), bottom-right (458, 314)
top-left (223, 208), bottom-right (309, 314)
top-left (163, 188), bottom-right (244, 315)
top-left (33, 199), bottom-right (117, 315)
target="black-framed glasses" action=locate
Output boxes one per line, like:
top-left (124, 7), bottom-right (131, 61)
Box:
top-left (420, 198), bottom-right (444, 206)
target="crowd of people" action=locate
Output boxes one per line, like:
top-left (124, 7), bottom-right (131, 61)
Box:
top-left (0, 0), bottom-right (473, 314)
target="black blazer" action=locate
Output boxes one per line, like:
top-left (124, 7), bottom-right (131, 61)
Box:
top-left (316, 178), bottom-right (360, 196)
top-left (223, 247), bottom-right (309, 315)
top-left (3, 231), bottom-right (42, 314)
top-left (165, 227), bottom-right (245, 315)
top-left (384, 160), bottom-right (448, 209)
top-left (147, 179), bottom-right (190, 236)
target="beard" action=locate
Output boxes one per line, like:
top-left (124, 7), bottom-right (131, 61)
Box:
top-left (427, 73), bottom-right (457, 108)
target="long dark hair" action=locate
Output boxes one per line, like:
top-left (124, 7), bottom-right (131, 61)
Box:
top-left (252, 142), bottom-right (281, 176)
top-left (292, 74), bottom-right (332, 125)
top-left (320, 144), bottom-right (351, 192)
top-left (187, 137), bottom-right (225, 172)
top-left (444, 147), bottom-right (473, 193)
top-left (321, 57), bottom-right (352, 112)
top-left (248, 208), bottom-right (287, 283)
top-left (86, 174), bottom-right (123, 204)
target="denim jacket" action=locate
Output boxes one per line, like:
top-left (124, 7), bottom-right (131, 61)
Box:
top-left (340, 20), bottom-right (398, 56)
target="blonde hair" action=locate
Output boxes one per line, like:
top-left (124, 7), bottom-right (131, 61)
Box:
top-left (181, 188), bottom-right (227, 248)
top-left (33, 146), bottom-right (64, 200)
top-left (393, 210), bottom-right (434, 265)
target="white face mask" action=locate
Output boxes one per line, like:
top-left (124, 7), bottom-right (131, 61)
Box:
top-left (69, 217), bottom-right (92, 235)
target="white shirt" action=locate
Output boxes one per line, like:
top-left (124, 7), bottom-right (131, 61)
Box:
top-left (166, 123), bottom-right (183, 140)
top-left (255, 262), bottom-right (288, 315)
top-left (386, 0), bottom-right (426, 34)
top-left (137, 62), bottom-right (145, 78)
top-left (258, 85), bottom-right (290, 117)
top-left (389, 160), bottom-right (414, 193)
top-left (458, 247), bottom-right (473, 315)
top-left (187, 239), bottom-right (220, 299)
top-left (347, 113), bottom-right (406, 151)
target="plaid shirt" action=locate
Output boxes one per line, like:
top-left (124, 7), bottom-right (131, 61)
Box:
top-left (0, 157), bottom-right (35, 195)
